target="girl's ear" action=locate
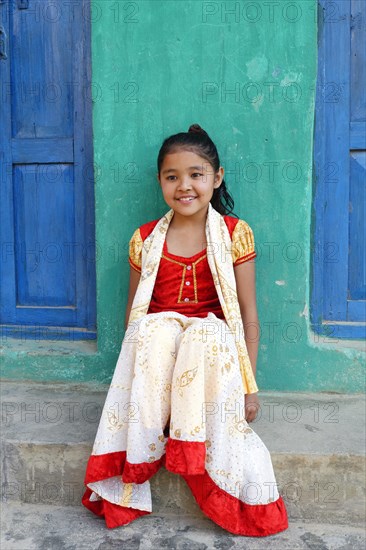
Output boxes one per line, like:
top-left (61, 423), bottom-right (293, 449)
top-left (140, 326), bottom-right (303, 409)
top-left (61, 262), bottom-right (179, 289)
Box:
top-left (214, 166), bottom-right (224, 188)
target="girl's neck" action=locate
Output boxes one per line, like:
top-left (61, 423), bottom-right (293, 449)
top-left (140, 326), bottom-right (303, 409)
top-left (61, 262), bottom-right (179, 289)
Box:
top-left (169, 208), bottom-right (208, 232)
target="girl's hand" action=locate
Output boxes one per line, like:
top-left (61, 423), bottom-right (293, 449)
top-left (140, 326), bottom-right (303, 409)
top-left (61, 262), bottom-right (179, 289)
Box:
top-left (245, 392), bottom-right (260, 423)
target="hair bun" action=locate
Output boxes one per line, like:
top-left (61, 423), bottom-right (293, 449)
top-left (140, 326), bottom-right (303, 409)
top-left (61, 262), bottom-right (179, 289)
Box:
top-left (188, 123), bottom-right (208, 136)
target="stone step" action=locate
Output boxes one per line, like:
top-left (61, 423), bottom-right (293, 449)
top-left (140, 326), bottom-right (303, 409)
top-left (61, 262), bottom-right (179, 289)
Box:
top-left (1, 501), bottom-right (366, 550)
top-left (1, 381), bottom-right (365, 526)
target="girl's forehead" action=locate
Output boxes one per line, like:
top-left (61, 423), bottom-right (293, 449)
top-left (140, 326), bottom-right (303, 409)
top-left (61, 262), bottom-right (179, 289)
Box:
top-left (161, 150), bottom-right (209, 168)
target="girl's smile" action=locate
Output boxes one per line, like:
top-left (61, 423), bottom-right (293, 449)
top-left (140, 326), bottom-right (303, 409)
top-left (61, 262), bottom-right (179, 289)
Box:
top-left (176, 195), bottom-right (197, 203)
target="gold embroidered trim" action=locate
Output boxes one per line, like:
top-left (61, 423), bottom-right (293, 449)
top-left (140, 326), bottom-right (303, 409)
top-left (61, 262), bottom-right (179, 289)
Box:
top-left (192, 255), bottom-right (206, 302)
top-left (129, 257), bottom-right (142, 273)
top-left (119, 483), bottom-right (133, 506)
top-left (161, 254), bottom-right (188, 268)
top-left (234, 251), bottom-right (257, 266)
top-left (128, 228), bottom-right (143, 271)
top-left (179, 265), bottom-right (187, 302)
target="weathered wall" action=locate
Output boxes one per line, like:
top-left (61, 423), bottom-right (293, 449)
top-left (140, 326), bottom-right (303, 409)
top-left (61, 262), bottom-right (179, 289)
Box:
top-left (2, 0), bottom-right (364, 391)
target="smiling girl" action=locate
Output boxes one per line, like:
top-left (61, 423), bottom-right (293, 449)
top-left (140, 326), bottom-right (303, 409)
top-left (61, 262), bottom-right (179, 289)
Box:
top-left (82, 124), bottom-right (288, 537)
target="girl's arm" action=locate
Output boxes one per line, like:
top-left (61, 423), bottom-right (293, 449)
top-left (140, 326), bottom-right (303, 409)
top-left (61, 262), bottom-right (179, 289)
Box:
top-left (234, 259), bottom-right (259, 422)
top-left (124, 267), bottom-right (141, 329)
top-left (234, 259), bottom-right (259, 378)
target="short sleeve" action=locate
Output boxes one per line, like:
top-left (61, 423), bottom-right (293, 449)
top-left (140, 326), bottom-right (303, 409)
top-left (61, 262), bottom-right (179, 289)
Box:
top-left (231, 219), bottom-right (257, 266)
top-left (128, 228), bottom-right (143, 273)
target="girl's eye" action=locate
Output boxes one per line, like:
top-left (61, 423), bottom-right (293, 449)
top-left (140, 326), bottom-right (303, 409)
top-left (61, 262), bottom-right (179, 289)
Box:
top-left (191, 172), bottom-right (203, 178)
top-left (167, 175), bottom-right (177, 181)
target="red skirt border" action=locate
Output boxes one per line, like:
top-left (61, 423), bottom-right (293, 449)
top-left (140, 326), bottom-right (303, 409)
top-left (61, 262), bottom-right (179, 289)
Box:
top-left (82, 438), bottom-right (288, 536)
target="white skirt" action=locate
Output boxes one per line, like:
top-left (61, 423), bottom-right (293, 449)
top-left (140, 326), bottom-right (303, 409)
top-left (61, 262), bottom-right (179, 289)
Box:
top-left (82, 311), bottom-right (288, 536)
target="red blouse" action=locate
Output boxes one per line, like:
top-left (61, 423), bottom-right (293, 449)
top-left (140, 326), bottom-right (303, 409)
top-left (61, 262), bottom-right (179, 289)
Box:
top-left (128, 215), bottom-right (256, 319)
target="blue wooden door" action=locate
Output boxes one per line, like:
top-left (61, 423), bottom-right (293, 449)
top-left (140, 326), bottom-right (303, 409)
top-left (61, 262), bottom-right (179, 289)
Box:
top-left (312, 0), bottom-right (365, 339)
top-left (0, 0), bottom-right (96, 339)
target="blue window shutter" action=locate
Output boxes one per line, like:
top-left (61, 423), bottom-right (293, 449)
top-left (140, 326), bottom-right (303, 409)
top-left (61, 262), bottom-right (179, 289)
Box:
top-left (0, 0), bottom-right (96, 339)
top-left (312, 0), bottom-right (366, 339)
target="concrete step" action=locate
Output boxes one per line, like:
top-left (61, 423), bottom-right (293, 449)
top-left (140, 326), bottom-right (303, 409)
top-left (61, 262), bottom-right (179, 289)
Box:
top-left (1, 501), bottom-right (366, 550)
top-left (1, 381), bottom-right (365, 526)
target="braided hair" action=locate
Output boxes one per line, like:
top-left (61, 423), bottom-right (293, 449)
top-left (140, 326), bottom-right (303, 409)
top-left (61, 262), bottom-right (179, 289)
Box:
top-left (157, 124), bottom-right (237, 217)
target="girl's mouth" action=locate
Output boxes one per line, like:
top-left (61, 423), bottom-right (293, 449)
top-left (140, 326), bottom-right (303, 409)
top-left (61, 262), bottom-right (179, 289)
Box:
top-left (176, 196), bottom-right (197, 202)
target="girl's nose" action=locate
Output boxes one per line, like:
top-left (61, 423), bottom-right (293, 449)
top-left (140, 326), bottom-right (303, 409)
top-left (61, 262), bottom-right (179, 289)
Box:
top-left (177, 177), bottom-right (192, 190)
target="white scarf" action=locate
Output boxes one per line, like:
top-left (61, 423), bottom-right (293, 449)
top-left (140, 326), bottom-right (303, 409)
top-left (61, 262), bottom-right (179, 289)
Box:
top-left (128, 203), bottom-right (258, 394)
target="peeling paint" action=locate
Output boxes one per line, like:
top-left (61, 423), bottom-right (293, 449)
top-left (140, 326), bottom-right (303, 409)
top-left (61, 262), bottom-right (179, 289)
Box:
top-left (280, 72), bottom-right (303, 86)
top-left (245, 54), bottom-right (269, 81)
top-left (300, 304), bottom-right (309, 319)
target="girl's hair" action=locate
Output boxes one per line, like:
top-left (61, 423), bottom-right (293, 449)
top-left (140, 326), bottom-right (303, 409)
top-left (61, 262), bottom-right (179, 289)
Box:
top-left (157, 124), bottom-right (237, 217)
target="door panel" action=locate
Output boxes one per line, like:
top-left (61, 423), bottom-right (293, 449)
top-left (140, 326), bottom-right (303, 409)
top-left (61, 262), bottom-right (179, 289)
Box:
top-left (348, 0), bottom-right (366, 320)
top-left (11, 3), bottom-right (74, 139)
top-left (13, 164), bottom-right (75, 307)
top-left (0, 0), bottom-right (96, 339)
top-left (312, 0), bottom-right (365, 338)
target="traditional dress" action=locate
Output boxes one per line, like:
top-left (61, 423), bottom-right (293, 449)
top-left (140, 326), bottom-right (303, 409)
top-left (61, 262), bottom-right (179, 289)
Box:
top-left (82, 204), bottom-right (288, 536)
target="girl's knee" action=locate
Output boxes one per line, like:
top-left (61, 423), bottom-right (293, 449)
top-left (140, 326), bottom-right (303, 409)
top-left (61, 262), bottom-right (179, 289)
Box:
top-left (136, 313), bottom-right (183, 338)
top-left (182, 316), bottom-right (226, 344)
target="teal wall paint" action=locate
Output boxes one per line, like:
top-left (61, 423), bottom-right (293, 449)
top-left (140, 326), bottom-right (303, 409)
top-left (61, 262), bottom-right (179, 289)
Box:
top-left (2, 1), bottom-right (364, 392)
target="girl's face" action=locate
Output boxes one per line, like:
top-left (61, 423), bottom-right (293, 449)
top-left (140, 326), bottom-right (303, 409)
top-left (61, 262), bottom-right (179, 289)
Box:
top-left (157, 150), bottom-right (224, 220)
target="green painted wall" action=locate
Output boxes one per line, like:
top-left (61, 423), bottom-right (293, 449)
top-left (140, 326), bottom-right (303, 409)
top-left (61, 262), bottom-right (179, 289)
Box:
top-left (2, 1), bottom-right (364, 392)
